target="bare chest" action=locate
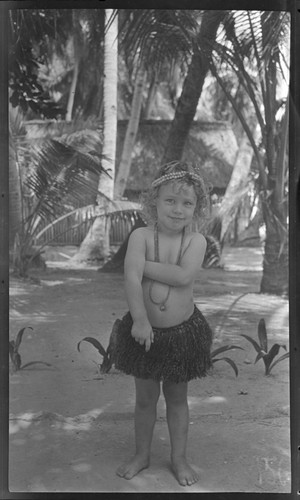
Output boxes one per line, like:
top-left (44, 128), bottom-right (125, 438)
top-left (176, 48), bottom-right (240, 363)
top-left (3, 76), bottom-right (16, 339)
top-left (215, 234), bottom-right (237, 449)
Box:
top-left (145, 231), bottom-right (186, 264)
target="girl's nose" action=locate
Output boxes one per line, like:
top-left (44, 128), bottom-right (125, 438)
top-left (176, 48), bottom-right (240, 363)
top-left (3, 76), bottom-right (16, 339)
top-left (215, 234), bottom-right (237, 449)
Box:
top-left (173, 204), bottom-right (183, 214)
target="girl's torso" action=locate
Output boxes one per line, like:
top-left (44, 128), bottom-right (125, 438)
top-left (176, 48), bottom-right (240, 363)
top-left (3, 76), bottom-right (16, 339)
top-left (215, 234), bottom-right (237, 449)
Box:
top-left (142, 226), bottom-right (195, 328)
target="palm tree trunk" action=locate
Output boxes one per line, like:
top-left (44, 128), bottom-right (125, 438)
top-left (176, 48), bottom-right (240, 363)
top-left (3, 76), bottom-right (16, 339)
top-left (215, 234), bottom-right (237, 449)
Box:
top-left (72, 9), bottom-right (118, 263)
top-left (9, 135), bottom-right (23, 250)
top-left (114, 64), bottom-right (147, 199)
top-left (162, 11), bottom-right (225, 163)
top-left (66, 12), bottom-right (81, 122)
top-left (260, 199), bottom-right (288, 295)
top-left (218, 128), bottom-right (256, 242)
top-left (143, 71), bottom-right (158, 119)
top-left (66, 51), bottom-right (79, 122)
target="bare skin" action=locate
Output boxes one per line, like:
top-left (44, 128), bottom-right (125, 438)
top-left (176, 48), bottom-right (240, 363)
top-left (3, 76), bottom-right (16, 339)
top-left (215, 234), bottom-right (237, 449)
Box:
top-left (117, 180), bottom-right (207, 485)
top-left (116, 378), bottom-right (199, 486)
top-left (116, 378), bottom-right (160, 480)
top-left (163, 381), bottom-right (199, 486)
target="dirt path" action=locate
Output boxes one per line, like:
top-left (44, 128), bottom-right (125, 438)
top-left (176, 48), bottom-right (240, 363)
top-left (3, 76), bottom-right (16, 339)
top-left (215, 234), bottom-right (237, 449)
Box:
top-left (9, 249), bottom-right (290, 493)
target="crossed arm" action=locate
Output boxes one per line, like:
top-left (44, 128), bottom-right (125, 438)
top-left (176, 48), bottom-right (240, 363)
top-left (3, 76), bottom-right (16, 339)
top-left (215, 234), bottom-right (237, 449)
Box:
top-left (124, 229), bottom-right (207, 350)
top-left (124, 228), bottom-right (153, 351)
top-left (143, 232), bottom-right (207, 286)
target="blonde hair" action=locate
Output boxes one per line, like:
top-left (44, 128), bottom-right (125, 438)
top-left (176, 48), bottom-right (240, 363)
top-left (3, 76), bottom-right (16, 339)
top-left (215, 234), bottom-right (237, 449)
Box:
top-left (140, 161), bottom-right (209, 225)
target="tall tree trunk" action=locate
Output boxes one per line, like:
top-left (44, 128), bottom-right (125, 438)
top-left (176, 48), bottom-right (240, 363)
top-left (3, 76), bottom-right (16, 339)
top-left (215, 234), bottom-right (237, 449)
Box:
top-left (237, 208), bottom-right (262, 245)
top-left (66, 50), bottom-right (79, 122)
top-left (9, 134), bottom-right (23, 251)
top-left (66, 12), bottom-right (81, 122)
top-left (260, 199), bottom-right (288, 295)
top-left (162, 11), bottom-right (225, 163)
top-left (143, 70), bottom-right (158, 119)
top-left (218, 128), bottom-right (256, 242)
top-left (260, 98), bottom-right (289, 294)
top-left (259, 12), bottom-right (289, 295)
top-left (114, 65), bottom-right (147, 199)
top-left (72, 9), bottom-right (118, 263)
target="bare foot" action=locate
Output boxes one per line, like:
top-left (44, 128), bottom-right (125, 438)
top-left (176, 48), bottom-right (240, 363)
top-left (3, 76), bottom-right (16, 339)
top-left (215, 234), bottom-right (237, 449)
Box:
top-left (171, 457), bottom-right (199, 486)
top-left (116, 454), bottom-right (150, 480)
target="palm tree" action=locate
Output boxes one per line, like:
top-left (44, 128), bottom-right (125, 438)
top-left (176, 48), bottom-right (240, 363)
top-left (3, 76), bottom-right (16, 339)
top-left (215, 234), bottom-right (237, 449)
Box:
top-left (113, 10), bottom-right (199, 197)
top-left (162, 10), bottom-right (226, 163)
top-left (114, 63), bottom-right (147, 199)
top-left (9, 107), bottom-right (109, 276)
top-left (210, 10), bottom-right (290, 295)
top-left (72, 9), bottom-right (118, 263)
top-left (65, 11), bottom-right (81, 122)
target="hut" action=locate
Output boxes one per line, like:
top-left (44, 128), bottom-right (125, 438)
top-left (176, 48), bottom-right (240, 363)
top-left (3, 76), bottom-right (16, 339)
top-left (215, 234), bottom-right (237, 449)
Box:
top-left (115, 119), bottom-right (238, 201)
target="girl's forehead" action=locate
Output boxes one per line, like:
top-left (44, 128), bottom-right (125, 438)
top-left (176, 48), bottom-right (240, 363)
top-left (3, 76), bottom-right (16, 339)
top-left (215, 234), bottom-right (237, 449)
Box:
top-left (158, 181), bottom-right (196, 198)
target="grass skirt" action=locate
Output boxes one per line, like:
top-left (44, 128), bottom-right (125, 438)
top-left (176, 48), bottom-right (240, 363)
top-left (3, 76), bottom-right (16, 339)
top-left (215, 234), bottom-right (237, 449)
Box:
top-left (114, 305), bottom-right (213, 383)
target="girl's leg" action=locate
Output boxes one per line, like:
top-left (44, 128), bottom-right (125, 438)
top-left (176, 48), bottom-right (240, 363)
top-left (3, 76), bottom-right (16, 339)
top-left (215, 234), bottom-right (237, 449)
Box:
top-left (116, 377), bottom-right (160, 480)
top-left (162, 381), bottom-right (199, 486)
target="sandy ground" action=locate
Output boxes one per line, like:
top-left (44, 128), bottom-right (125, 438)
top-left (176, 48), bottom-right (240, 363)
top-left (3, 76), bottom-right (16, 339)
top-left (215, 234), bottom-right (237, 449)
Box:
top-left (8, 246), bottom-right (290, 493)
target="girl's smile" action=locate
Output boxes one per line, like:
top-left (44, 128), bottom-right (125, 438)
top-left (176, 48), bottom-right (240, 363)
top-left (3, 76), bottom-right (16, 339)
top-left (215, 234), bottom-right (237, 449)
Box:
top-left (156, 182), bottom-right (197, 232)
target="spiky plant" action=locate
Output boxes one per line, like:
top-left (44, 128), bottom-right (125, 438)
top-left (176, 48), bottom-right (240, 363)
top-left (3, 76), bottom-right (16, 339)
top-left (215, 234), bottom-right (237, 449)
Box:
top-left (211, 344), bottom-right (244, 377)
top-left (9, 327), bottom-right (52, 372)
top-left (241, 318), bottom-right (289, 375)
top-left (77, 319), bottom-right (120, 374)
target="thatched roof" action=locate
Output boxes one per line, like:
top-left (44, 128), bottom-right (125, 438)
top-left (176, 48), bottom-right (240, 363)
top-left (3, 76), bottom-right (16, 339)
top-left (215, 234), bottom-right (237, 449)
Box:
top-left (116, 120), bottom-right (238, 195)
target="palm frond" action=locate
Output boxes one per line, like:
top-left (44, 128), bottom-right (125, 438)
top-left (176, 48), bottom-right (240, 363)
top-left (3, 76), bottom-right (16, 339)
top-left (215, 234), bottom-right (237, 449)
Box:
top-left (34, 202), bottom-right (141, 244)
top-left (119, 10), bottom-right (200, 71)
top-left (24, 133), bottom-right (109, 227)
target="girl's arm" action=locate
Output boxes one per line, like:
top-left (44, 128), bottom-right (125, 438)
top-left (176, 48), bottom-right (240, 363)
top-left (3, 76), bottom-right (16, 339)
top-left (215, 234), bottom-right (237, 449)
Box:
top-left (124, 228), bottom-right (153, 351)
top-left (144, 233), bottom-right (207, 287)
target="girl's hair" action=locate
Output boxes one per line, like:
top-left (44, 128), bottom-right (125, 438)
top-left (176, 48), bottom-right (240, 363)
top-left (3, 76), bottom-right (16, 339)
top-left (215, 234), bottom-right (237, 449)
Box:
top-left (140, 160), bottom-right (209, 225)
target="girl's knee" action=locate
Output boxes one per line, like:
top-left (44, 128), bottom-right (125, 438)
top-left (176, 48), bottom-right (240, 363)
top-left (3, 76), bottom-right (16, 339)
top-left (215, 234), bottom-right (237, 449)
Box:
top-left (162, 381), bottom-right (188, 406)
top-left (135, 378), bottom-right (160, 409)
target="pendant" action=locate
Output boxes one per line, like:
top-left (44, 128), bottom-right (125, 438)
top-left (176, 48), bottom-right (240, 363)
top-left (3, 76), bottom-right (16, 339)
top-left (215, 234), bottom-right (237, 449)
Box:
top-left (160, 304), bottom-right (166, 311)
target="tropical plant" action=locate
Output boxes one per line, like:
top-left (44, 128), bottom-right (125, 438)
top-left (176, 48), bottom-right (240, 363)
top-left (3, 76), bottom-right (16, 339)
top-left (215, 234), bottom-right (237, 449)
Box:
top-left (9, 9), bottom-right (106, 121)
top-left (10, 113), bottom-right (109, 276)
top-left (9, 9), bottom-right (68, 118)
top-left (114, 9), bottom-right (199, 196)
top-left (75, 10), bottom-right (118, 262)
top-left (210, 10), bottom-right (290, 295)
top-left (241, 318), bottom-right (289, 375)
top-left (119, 9), bottom-right (226, 163)
top-left (211, 344), bottom-right (244, 377)
top-left (77, 318), bottom-right (121, 374)
top-left (9, 327), bottom-right (52, 372)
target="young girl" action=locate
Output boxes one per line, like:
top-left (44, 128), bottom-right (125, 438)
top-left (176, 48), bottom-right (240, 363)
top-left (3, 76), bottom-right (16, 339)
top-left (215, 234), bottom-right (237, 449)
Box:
top-left (114, 161), bottom-right (213, 487)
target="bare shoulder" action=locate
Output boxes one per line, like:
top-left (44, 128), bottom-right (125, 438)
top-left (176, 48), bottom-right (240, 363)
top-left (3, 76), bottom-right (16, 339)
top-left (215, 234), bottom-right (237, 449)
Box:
top-left (186, 231), bottom-right (207, 250)
top-left (129, 226), bottom-right (153, 240)
top-left (128, 226), bottom-right (154, 248)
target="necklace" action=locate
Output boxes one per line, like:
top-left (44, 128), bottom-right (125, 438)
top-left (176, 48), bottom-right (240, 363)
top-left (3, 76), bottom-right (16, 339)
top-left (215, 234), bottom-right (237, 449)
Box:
top-left (148, 224), bottom-right (185, 312)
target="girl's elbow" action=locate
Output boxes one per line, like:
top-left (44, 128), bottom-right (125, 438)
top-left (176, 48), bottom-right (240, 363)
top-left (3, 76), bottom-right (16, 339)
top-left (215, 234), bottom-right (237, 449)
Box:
top-left (177, 272), bottom-right (192, 287)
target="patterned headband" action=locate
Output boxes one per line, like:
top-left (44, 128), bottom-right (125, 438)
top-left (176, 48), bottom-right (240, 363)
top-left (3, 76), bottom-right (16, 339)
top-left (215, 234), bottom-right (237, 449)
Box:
top-left (152, 171), bottom-right (202, 188)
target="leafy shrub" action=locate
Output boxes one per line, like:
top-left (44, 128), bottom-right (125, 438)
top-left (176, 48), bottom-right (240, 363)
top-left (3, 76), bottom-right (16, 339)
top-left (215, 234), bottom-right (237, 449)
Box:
top-left (241, 318), bottom-right (289, 375)
top-left (211, 344), bottom-right (244, 377)
top-left (9, 327), bottom-right (52, 372)
top-left (77, 319), bottom-right (120, 374)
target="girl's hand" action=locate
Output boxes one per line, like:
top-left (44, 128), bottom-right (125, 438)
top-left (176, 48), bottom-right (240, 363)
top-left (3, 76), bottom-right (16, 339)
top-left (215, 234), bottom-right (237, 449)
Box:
top-left (131, 319), bottom-right (154, 352)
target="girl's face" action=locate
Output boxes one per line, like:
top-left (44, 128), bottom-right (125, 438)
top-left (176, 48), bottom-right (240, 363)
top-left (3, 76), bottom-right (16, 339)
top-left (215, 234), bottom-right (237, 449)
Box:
top-left (156, 181), bottom-right (197, 233)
